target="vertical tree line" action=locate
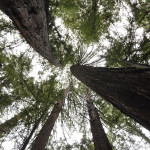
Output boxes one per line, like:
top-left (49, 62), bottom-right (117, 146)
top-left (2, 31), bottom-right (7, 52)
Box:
top-left (86, 97), bottom-right (112, 150)
top-left (31, 86), bottom-right (71, 150)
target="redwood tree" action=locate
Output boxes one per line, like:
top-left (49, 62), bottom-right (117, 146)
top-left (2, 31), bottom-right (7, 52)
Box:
top-left (86, 99), bottom-right (112, 150)
top-left (0, 0), bottom-right (61, 67)
top-left (31, 86), bottom-right (71, 150)
top-left (71, 64), bottom-right (150, 131)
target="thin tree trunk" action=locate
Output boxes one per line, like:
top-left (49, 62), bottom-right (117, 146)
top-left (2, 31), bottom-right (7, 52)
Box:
top-left (115, 59), bottom-right (150, 69)
top-left (0, 113), bottom-right (20, 137)
top-left (0, 106), bottom-right (35, 137)
top-left (0, 0), bottom-right (61, 67)
top-left (125, 121), bottom-right (150, 145)
top-left (135, 128), bottom-right (150, 144)
top-left (31, 86), bottom-right (71, 150)
top-left (70, 64), bottom-right (150, 131)
top-left (21, 107), bottom-right (48, 150)
top-left (86, 99), bottom-right (112, 150)
top-left (123, 60), bottom-right (150, 69)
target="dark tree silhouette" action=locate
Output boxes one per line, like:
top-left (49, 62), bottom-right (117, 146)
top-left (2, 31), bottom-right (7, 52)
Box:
top-left (31, 86), bottom-right (71, 150)
top-left (0, 0), bottom-right (61, 67)
top-left (71, 64), bottom-right (150, 131)
top-left (86, 99), bottom-right (112, 150)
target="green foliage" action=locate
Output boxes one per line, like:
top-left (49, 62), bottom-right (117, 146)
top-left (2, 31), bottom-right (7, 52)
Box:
top-left (0, 106), bottom-right (38, 138)
top-left (52, 0), bottom-right (118, 43)
top-left (104, 33), bottom-right (150, 67)
top-left (49, 32), bottom-right (75, 66)
top-left (128, 0), bottom-right (150, 30)
top-left (0, 47), bottom-right (64, 143)
top-left (0, 48), bottom-right (33, 110)
top-left (0, 13), bottom-right (15, 33)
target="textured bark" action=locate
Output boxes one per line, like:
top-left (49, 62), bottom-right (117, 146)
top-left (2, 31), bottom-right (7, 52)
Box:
top-left (0, 0), bottom-right (61, 67)
top-left (31, 86), bottom-right (71, 150)
top-left (71, 64), bottom-right (150, 131)
top-left (87, 100), bottom-right (112, 150)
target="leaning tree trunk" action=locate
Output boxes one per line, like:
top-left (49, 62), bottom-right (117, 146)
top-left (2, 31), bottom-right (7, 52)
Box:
top-left (0, 0), bottom-right (61, 67)
top-left (31, 86), bottom-right (71, 150)
top-left (0, 113), bottom-right (20, 138)
top-left (125, 121), bottom-right (150, 145)
top-left (70, 64), bottom-right (150, 131)
top-left (86, 99), bottom-right (112, 150)
top-left (0, 106), bottom-right (35, 137)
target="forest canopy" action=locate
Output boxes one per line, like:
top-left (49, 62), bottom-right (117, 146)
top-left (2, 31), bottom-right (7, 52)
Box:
top-left (0, 0), bottom-right (150, 150)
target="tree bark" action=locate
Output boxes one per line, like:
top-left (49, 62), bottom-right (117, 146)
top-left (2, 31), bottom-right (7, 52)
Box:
top-left (70, 64), bottom-right (150, 131)
top-left (31, 86), bottom-right (71, 150)
top-left (87, 99), bottom-right (112, 150)
top-left (0, 0), bottom-right (61, 67)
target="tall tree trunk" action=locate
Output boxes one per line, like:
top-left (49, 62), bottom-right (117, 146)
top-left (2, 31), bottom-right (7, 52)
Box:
top-left (21, 107), bottom-right (48, 150)
top-left (86, 99), bottom-right (112, 150)
top-left (0, 106), bottom-right (34, 137)
top-left (0, 0), bottom-right (61, 67)
top-left (31, 86), bottom-right (71, 150)
top-left (70, 64), bottom-right (150, 131)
